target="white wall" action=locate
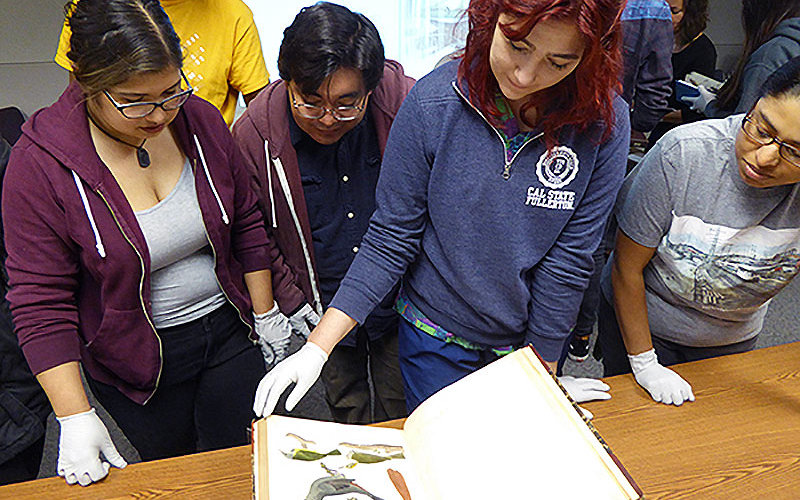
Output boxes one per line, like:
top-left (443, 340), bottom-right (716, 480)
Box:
top-left (0, 0), bottom-right (69, 116)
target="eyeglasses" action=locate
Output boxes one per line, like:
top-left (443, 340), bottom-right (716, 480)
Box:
top-left (741, 114), bottom-right (800, 168)
top-left (104, 70), bottom-right (194, 119)
top-left (289, 86), bottom-right (367, 121)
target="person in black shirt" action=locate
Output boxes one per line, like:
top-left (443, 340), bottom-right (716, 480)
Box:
top-left (648, 0), bottom-right (717, 147)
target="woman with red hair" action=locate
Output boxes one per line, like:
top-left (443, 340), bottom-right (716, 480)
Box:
top-left (254, 0), bottom-right (631, 415)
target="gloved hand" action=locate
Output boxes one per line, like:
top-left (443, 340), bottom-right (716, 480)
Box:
top-left (56, 408), bottom-right (127, 486)
top-left (254, 304), bottom-right (293, 365)
top-left (288, 303), bottom-right (321, 339)
top-left (680, 84), bottom-right (716, 113)
top-left (253, 342), bottom-right (328, 417)
top-left (629, 348), bottom-right (694, 405)
top-left (558, 376), bottom-right (611, 403)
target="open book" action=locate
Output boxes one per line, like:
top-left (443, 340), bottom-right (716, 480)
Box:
top-left (252, 346), bottom-right (642, 499)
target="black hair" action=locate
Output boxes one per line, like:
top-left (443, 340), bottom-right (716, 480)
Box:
top-left (277, 2), bottom-right (385, 95)
top-left (715, 0), bottom-right (800, 112)
top-left (759, 55), bottom-right (800, 101)
top-left (65, 0), bottom-right (183, 95)
top-left (675, 0), bottom-right (710, 49)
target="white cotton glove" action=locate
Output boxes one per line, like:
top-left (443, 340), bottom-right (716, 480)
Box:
top-left (288, 303), bottom-right (321, 339)
top-left (558, 376), bottom-right (611, 403)
top-left (56, 408), bottom-right (127, 486)
top-left (629, 348), bottom-right (695, 405)
top-left (254, 304), bottom-right (293, 365)
top-left (253, 342), bottom-right (328, 417)
top-left (680, 84), bottom-right (716, 113)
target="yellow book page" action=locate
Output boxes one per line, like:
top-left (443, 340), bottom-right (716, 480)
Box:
top-left (401, 348), bottom-right (640, 500)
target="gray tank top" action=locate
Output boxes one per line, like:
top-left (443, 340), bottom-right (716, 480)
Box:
top-left (135, 160), bottom-right (226, 328)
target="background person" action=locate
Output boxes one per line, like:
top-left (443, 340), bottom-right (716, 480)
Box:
top-left (233, 2), bottom-right (415, 424)
top-left (252, 0), bottom-right (630, 418)
top-left (646, 0), bottom-right (717, 148)
top-left (5, 0), bottom-right (287, 486)
top-left (561, 0), bottom-right (673, 365)
top-left (55, 0), bottom-right (270, 126)
top-left (619, 0), bottom-right (674, 135)
top-left (598, 56), bottom-right (800, 406)
top-left (684, 0), bottom-right (800, 117)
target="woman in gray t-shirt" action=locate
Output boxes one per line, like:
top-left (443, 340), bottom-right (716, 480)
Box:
top-left (599, 56), bottom-right (800, 406)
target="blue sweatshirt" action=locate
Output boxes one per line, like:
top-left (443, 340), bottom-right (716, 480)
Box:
top-left (330, 61), bottom-right (630, 361)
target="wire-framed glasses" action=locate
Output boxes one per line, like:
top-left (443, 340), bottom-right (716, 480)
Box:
top-left (104, 70), bottom-right (194, 119)
top-left (741, 114), bottom-right (800, 168)
top-left (289, 86), bottom-right (367, 121)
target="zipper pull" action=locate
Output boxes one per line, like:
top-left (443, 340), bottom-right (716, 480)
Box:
top-left (502, 161), bottom-right (512, 180)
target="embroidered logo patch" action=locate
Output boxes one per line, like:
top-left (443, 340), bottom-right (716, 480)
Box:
top-left (535, 146), bottom-right (579, 189)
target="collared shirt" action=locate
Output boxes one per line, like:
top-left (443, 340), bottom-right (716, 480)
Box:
top-left (289, 106), bottom-right (382, 306)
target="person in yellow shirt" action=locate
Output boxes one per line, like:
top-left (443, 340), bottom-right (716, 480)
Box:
top-left (55, 0), bottom-right (269, 126)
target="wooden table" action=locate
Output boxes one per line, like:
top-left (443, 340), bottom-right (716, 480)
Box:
top-left (3, 342), bottom-right (800, 499)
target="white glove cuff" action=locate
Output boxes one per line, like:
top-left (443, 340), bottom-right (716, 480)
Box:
top-left (628, 348), bottom-right (658, 375)
top-left (56, 407), bottom-right (96, 423)
top-left (303, 341), bottom-right (329, 363)
top-left (254, 303), bottom-right (281, 321)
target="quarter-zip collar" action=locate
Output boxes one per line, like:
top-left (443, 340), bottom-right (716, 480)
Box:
top-left (450, 79), bottom-right (543, 179)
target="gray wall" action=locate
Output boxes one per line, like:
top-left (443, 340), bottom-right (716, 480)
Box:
top-left (1, 0), bottom-right (69, 116)
top-left (1, 0), bottom-right (745, 118)
top-left (706, 0), bottom-right (745, 76)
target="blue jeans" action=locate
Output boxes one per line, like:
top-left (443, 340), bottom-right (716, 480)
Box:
top-left (397, 319), bottom-right (501, 412)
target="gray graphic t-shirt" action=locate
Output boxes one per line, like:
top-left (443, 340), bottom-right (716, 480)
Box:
top-left (601, 114), bottom-right (800, 347)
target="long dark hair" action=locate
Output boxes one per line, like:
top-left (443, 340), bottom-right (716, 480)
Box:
top-left (675, 0), bottom-right (709, 48)
top-left (65, 0), bottom-right (183, 96)
top-left (458, 0), bottom-right (623, 144)
top-left (715, 0), bottom-right (800, 112)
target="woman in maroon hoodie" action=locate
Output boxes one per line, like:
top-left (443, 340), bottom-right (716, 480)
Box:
top-left (4, 0), bottom-right (290, 487)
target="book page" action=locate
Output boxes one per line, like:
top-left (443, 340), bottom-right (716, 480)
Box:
top-left (256, 415), bottom-right (423, 500)
top-left (401, 347), bottom-right (640, 500)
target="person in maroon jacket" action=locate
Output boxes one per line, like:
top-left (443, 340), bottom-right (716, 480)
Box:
top-left (232, 2), bottom-right (415, 424)
top-left (3, 0), bottom-right (289, 487)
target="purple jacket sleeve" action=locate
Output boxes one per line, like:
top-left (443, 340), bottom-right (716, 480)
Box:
top-left (3, 145), bottom-right (82, 375)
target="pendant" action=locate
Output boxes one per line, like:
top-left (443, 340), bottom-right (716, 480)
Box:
top-left (137, 147), bottom-right (151, 168)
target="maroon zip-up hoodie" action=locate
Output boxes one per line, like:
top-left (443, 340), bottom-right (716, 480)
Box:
top-left (4, 82), bottom-right (276, 404)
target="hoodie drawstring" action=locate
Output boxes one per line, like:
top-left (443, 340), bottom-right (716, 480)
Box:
top-left (193, 135), bottom-right (230, 225)
top-left (72, 171), bottom-right (107, 258)
top-left (264, 142), bottom-right (277, 229)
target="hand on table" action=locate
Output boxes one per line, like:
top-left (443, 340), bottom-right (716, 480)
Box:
top-left (56, 408), bottom-right (127, 486)
top-left (558, 375), bottom-right (611, 403)
top-left (629, 348), bottom-right (694, 405)
top-left (253, 342), bottom-right (328, 417)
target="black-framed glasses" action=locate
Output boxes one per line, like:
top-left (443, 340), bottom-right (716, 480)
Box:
top-left (741, 114), bottom-right (800, 168)
top-left (104, 70), bottom-right (194, 119)
top-left (288, 86), bottom-right (367, 121)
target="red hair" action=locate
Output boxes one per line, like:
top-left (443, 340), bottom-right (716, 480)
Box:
top-left (458, 0), bottom-right (623, 144)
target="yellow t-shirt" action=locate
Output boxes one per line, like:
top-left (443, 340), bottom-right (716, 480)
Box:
top-left (55, 0), bottom-right (269, 126)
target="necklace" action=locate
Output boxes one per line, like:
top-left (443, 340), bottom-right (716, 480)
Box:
top-left (86, 112), bottom-right (151, 168)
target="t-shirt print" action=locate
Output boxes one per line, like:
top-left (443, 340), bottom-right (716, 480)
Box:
top-left (653, 212), bottom-right (800, 315)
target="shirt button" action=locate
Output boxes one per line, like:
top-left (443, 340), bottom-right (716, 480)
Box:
top-left (342, 175), bottom-right (349, 182)
top-left (352, 246), bottom-right (359, 253)
top-left (347, 212), bottom-right (354, 219)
